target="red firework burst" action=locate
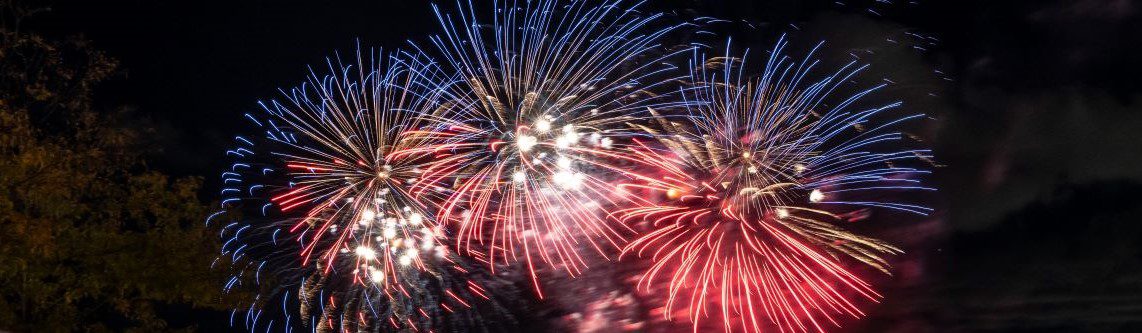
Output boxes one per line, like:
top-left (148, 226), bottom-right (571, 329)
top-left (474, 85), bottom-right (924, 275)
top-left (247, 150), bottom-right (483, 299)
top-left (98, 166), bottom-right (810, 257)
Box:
top-left (404, 0), bottom-right (688, 297)
top-left (611, 38), bottom-right (932, 332)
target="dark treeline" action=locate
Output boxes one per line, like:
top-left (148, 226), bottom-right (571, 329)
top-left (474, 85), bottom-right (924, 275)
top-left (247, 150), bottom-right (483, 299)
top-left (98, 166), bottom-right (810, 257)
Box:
top-left (0, 4), bottom-right (239, 332)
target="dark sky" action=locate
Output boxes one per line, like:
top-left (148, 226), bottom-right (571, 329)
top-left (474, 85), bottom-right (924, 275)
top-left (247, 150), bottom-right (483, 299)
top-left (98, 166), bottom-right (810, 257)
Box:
top-left (22, 0), bottom-right (1142, 331)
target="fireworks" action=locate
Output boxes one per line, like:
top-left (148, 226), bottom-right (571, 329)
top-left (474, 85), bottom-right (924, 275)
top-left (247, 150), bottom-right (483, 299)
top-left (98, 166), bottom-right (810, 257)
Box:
top-left (214, 49), bottom-right (503, 332)
top-left (411, 0), bottom-right (687, 295)
top-left (212, 1), bottom-right (936, 332)
top-left (613, 38), bottom-right (933, 332)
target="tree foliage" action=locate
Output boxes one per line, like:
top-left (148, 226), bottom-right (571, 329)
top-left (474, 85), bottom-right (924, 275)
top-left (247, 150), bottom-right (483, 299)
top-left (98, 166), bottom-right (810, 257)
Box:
top-left (0, 13), bottom-right (232, 333)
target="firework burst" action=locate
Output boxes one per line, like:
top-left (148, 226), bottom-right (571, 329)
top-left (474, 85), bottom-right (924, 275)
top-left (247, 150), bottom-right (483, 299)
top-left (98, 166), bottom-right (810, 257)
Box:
top-left (213, 48), bottom-right (506, 332)
top-left (613, 38), bottom-right (934, 332)
top-left (410, 0), bottom-right (689, 295)
top-left (212, 1), bottom-right (941, 331)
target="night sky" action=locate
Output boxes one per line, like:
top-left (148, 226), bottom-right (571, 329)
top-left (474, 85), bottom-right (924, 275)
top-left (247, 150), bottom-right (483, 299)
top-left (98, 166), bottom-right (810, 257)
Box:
top-left (21, 0), bottom-right (1142, 331)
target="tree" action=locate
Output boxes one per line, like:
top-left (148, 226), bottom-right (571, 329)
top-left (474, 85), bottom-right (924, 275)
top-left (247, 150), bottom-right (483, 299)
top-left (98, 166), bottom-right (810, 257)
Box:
top-left (0, 8), bottom-right (236, 332)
